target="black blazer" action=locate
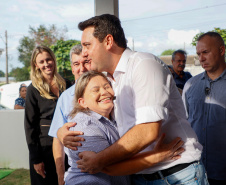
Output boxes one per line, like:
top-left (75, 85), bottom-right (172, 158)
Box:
top-left (24, 80), bottom-right (71, 164)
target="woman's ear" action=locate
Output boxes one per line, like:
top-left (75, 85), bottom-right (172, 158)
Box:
top-left (78, 97), bottom-right (88, 109)
top-left (35, 63), bottom-right (39, 69)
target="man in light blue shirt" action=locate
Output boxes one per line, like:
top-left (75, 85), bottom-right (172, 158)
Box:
top-left (48, 44), bottom-right (91, 185)
top-left (183, 32), bottom-right (226, 185)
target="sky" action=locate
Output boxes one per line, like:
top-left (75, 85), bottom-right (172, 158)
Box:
top-left (0, 0), bottom-right (226, 73)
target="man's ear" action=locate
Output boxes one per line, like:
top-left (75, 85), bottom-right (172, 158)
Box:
top-left (71, 65), bottom-right (75, 75)
top-left (105, 34), bottom-right (114, 50)
top-left (78, 97), bottom-right (88, 109)
top-left (220, 45), bottom-right (225, 56)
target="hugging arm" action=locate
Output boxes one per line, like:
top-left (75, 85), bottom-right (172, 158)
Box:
top-left (102, 133), bottom-right (184, 176)
top-left (57, 122), bottom-right (85, 150)
top-left (77, 121), bottom-right (163, 174)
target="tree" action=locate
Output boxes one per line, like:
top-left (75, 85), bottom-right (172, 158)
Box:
top-left (13, 24), bottom-right (67, 81)
top-left (51, 40), bottom-right (81, 80)
top-left (160, 49), bottom-right (175, 56)
top-left (29, 24), bottom-right (67, 47)
top-left (0, 70), bottom-right (5, 77)
top-left (9, 67), bottom-right (30, 81)
top-left (191, 27), bottom-right (226, 46)
top-left (18, 36), bottom-right (35, 68)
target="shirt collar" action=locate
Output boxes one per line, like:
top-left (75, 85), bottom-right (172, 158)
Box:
top-left (113, 48), bottom-right (133, 75)
top-left (221, 69), bottom-right (226, 80)
top-left (172, 69), bottom-right (185, 79)
top-left (89, 110), bottom-right (103, 120)
top-left (70, 83), bottom-right (76, 96)
top-left (89, 110), bottom-right (116, 124)
top-left (201, 69), bottom-right (226, 81)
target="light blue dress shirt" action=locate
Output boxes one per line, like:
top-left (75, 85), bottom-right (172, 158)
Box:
top-left (49, 84), bottom-right (75, 138)
top-left (183, 69), bottom-right (226, 180)
top-left (64, 111), bottom-right (131, 185)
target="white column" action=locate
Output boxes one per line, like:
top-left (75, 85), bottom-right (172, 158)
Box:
top-left (95, 0), bottom-right (119, 17)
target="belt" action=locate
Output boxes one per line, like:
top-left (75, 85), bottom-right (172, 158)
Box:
top-left (140, 161), bottom-right (198, 181)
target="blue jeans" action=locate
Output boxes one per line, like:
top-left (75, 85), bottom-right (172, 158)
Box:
top-left (132, 161), bottom-right (209, 185)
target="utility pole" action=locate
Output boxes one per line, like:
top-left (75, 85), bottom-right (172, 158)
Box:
top-left (5, 30), bottom-right (8, 84)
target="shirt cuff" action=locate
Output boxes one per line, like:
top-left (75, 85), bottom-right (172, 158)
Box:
top-left (135, 106), bottom-right (168, 124)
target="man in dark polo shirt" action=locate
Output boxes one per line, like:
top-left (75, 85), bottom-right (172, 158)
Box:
top-left (171, 49), bottom-right (192, 89)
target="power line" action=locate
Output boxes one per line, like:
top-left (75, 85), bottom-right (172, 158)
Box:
top-left (122, 3), bottom-right (226, 22)
top-left (124, 20), bottom-right (226, 41)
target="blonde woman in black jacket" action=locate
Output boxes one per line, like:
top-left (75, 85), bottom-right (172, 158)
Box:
top-left (24, 45), bottom-right (70, 185)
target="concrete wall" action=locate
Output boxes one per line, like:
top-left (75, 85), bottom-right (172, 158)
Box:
top-left (0, 110), bottom-right (29, 169)
top-left (185, 65), bottom-right (204, 76)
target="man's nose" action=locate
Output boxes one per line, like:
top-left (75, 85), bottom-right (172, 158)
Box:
top-left (82, 48), bottom-right (88, 57)
top-left (199, 54), bottom-right (204, 62)
top-left (80, 64), bottom-right (86, 72)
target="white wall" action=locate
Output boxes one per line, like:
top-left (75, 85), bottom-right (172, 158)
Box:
top-left (185, 65), bottom-right (204, 76)
top-left (0, 110), bottom-right (29, 169)
top-left (0, 80), bottom-right (31, 109)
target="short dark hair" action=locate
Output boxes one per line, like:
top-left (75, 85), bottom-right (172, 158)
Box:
top-left (172, 49), bottom-right (187, 61)
top-left (78, 14), bottom-right (127, 48)
top-left (197, 31), bottom-right (225, 46)
top-left (19, 84), bottom-right (27, 92)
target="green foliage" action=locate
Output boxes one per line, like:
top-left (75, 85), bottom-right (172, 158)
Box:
top-left (51, 40), bottom-right (80, 79)
top-left (9, 67), bottom-right (30, 81)
top-left (191, 27), bottom-right (226, 46)
top-left (160, 49), bottom-right (175, 56)
top-left (0, 70), bottom-right (5, 77)
top-left (13, 24), bottom-right (67, 81)
top-left (17, 36), bottom-right (35, 68)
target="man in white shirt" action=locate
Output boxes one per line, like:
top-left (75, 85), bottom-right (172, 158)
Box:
top-left (57, 14), bottom-right (208, 184)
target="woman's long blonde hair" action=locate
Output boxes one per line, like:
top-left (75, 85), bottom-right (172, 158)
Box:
top-left (30, 45), bottom-right (66, 99)
top-left (70, 71), bottom-right (111, 118)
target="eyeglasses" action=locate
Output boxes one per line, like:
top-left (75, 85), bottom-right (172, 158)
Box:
top-left (205, 87), bottom-right (211, 96)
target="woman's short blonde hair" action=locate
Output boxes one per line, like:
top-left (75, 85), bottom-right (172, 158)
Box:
top-left (70, 71), bottom-right (110, 118)
top-left (30, 45), bottom-right (66, 99)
